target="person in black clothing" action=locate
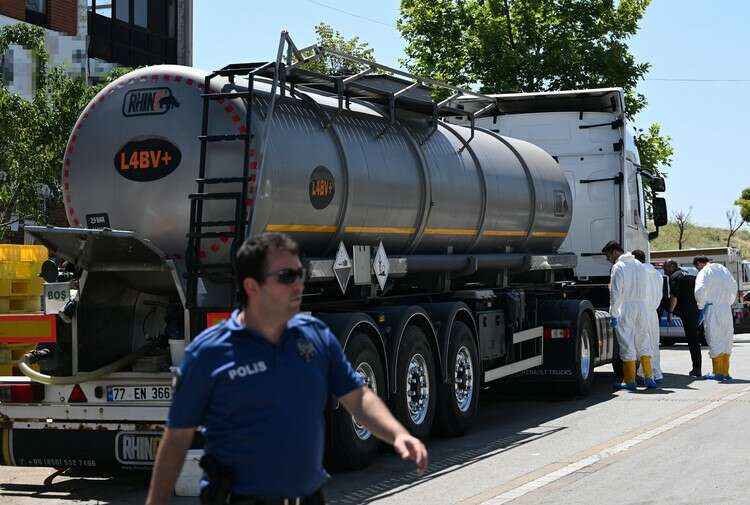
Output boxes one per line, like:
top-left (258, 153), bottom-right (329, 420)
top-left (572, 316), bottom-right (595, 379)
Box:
top-left (662, 260), bottom-right (701, 376)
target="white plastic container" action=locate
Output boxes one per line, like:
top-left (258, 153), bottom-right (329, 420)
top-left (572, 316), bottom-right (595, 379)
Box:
top-left (169, 339), bottom-right (186, 366)
top-left (175, 449), bottom-right (204, 496)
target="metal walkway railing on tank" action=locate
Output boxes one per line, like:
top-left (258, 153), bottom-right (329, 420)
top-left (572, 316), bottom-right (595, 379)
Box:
top-left (185, 31), bottom-right (501, 311)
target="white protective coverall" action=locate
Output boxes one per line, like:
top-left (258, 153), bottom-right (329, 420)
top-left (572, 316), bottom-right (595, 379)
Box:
top-left (609, 253), bottom-right (651, 362)
top-left (694, 262), bottom-right (736, 358)
top-left (638, 261), bottom-right (663, 380)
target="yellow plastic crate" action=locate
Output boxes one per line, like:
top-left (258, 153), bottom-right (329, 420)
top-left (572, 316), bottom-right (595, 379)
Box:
top-left (0, 361), bottom-right (38, 376)
top-left (0, 245), bottom-right (47, 263)
top-left (0, 261), bottom-right (44, 280)
top-left (7, 343), bottom-right (36, 361)
top-left (0, 278), bottom-right (44, 297)
top-left (18, 246), bottom-right (47, 263)
top-left (0, 296), bottom-right (42, 314)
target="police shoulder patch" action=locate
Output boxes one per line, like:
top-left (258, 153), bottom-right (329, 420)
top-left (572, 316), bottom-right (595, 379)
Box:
top-left (296, 337), bottom-right (317, 363)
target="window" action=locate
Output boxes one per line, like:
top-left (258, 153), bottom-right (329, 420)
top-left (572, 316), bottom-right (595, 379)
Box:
top-left (90, 0), bottom-right (112, 18)
top-left (26, 0), bottom-right (48, 27)
top-left (26, 0), bottom-right (46, 14)
top-left (115, 0), bottom-right (130, 22)
top-left (134, 0), bottom-right (148, 28)
top-left (167, 0), bottom-right (176, 38)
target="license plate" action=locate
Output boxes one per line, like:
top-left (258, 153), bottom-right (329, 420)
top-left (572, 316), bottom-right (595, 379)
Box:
top-left (107, 385), bottom-right (172, 402)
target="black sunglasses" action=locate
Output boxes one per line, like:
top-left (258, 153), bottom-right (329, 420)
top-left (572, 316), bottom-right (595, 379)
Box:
top-left (263, 267), bottom-right (306, 284)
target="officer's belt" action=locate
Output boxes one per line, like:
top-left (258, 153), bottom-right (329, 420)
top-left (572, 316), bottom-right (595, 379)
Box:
top-left (229, 488), bottom-right (323, 505)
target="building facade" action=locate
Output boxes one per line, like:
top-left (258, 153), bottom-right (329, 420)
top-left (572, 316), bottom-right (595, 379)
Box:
top-left (1, 0), bottom-right (192, 98)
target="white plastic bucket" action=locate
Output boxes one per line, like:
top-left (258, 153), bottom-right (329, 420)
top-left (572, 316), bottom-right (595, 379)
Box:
top-left (175, 449), bottom-right (203, 496)
top-left (169, 339), bottom-right (186, 366)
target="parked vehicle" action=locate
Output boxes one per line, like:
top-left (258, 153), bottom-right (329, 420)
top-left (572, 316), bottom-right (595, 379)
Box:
top-left (652, 247), bottom-right (748, 332)
top-left (0, 33), bottom-right (667, 474)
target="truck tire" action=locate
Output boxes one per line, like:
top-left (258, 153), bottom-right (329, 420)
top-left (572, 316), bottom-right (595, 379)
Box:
top-left (393, 325), bottom-right (436, 440)
top-left (569, 315), bottom-right (595, 396)
top-left (436, 321), bottom-right (479, 436)
top-left (326, 332), bottom-right (385, 470)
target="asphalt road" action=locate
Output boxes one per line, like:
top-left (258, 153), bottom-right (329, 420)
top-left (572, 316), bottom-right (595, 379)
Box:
top-left (2, 336), bottom-right (750, 505)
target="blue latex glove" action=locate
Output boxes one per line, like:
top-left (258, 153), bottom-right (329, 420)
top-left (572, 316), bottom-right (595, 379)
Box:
top-left (609, 317), bottom-right (618, 329)
top-left (698, 303), bottom-right (712, 326)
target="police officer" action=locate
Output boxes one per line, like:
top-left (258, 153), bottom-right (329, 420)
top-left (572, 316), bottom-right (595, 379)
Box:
top-left (145, 233), bottom-right (428, 505)
top-left (662, 259), bottom-right (701, 377)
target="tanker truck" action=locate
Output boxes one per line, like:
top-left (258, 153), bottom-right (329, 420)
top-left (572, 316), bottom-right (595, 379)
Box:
top-left (0, 32), bottom-right (668, 474)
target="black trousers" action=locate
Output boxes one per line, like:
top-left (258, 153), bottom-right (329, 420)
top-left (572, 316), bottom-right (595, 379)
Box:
top-left (680, 311), bottom-right (702, 372)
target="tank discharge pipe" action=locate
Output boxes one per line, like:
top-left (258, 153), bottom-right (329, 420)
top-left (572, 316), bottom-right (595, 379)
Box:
top-left (17, 341), bottom-right (159, 386)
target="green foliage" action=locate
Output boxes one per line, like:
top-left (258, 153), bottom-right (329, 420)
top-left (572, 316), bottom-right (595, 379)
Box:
top-left (398, 0), bottom-right (674, 177)
top-left (0, 23), bottom-right (48, 90)
top-left (399, 0), bottom-right (651, 114)
top-left (635, 123), bottom-right (673, 178)
top-left (0, 24), bottom-right (130, 235)
top-left (736, 187), bottom-right (750, 223)
top-left (303, 22), bottom-right (376, 75)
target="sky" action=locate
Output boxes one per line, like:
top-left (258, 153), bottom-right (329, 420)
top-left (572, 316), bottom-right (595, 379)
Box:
top-left (194, 0), bottom-right (750, 229)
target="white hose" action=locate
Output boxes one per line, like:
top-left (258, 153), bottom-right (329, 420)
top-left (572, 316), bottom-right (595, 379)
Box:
top-left (18, 341), bottom-right (159, 385)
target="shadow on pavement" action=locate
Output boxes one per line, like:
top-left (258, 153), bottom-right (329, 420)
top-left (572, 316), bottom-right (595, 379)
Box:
top-left (325, 371), bottom-right (623, 505)
top-left (0, 472), bottom-right (150, 503)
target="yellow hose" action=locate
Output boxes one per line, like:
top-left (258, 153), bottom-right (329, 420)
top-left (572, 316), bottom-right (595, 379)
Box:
top-left (17, 341), bottom-right (159, 385)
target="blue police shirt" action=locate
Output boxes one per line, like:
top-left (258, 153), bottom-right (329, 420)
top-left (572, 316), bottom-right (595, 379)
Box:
top-left (167, 310), bottom-right (364, 499)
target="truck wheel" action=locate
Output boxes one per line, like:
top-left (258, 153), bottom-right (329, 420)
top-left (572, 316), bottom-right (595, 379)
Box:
top-left (436, 321), bottom-right (479, 436)
top-left (326, 332), bottom-right (385, 471)
top-left (569, 315), bottom-right (595, 396)
top-left (393, 325), bottom-right (436, 440)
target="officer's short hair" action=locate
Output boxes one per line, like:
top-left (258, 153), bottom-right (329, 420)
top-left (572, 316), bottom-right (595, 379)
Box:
top-left (664, 259), bottom-right (680, 271)
top-left (236, 233), bottom-right (300, 305)
top-left (693, 256), bottom-right (710, 266)
top-left (632, 249), bottom-right (646, 263)
top-left (601, 240), bottom-right (623, 255)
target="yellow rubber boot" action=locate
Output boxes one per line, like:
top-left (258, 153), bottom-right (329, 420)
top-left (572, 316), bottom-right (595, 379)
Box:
top-left (615, 360), bottom-right (637, 391)
top-left (640, 356), bottom-right (657, 388)
top-left (704, 357), bottom-right (723, 380)
top-left (723, 354), bottom-right (732, 381)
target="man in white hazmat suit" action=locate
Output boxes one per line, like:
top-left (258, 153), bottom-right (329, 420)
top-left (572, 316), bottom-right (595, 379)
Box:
top-left (694, 256), bottom-right (736, 381)
top-left (633, 249), bottom-right (663, 384)
top-left (602, 241), bottom-right (656, 390)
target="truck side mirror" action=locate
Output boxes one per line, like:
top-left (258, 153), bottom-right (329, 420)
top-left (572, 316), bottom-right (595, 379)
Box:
top-left (652, 197), bottom-right (668, 227)
top-left (650, 177), bottom-right (666, 193)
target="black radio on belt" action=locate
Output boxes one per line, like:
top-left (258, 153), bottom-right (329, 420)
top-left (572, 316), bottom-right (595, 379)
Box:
top-left (199, 454), bottom-right (233, 505)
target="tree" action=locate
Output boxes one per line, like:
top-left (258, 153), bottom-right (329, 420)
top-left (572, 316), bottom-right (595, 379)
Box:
top-left (635, 122), bottom-right (673, 183)
top-left (672, 208), bottom-right (692, 250)
top-left (0, 24), bottom-right (128, 236)
top-left (725, 209), bottom-right (744, 247)
top-left (736, 187), bottom-right (750, 222)
top-left (398, 0), bottom-right (673, 177)
top-left (302, 22), bottom-right (376, 75)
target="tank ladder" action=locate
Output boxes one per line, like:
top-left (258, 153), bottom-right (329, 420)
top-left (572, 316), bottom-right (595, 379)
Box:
top-left (185, 63), bottom-right (273, 310)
